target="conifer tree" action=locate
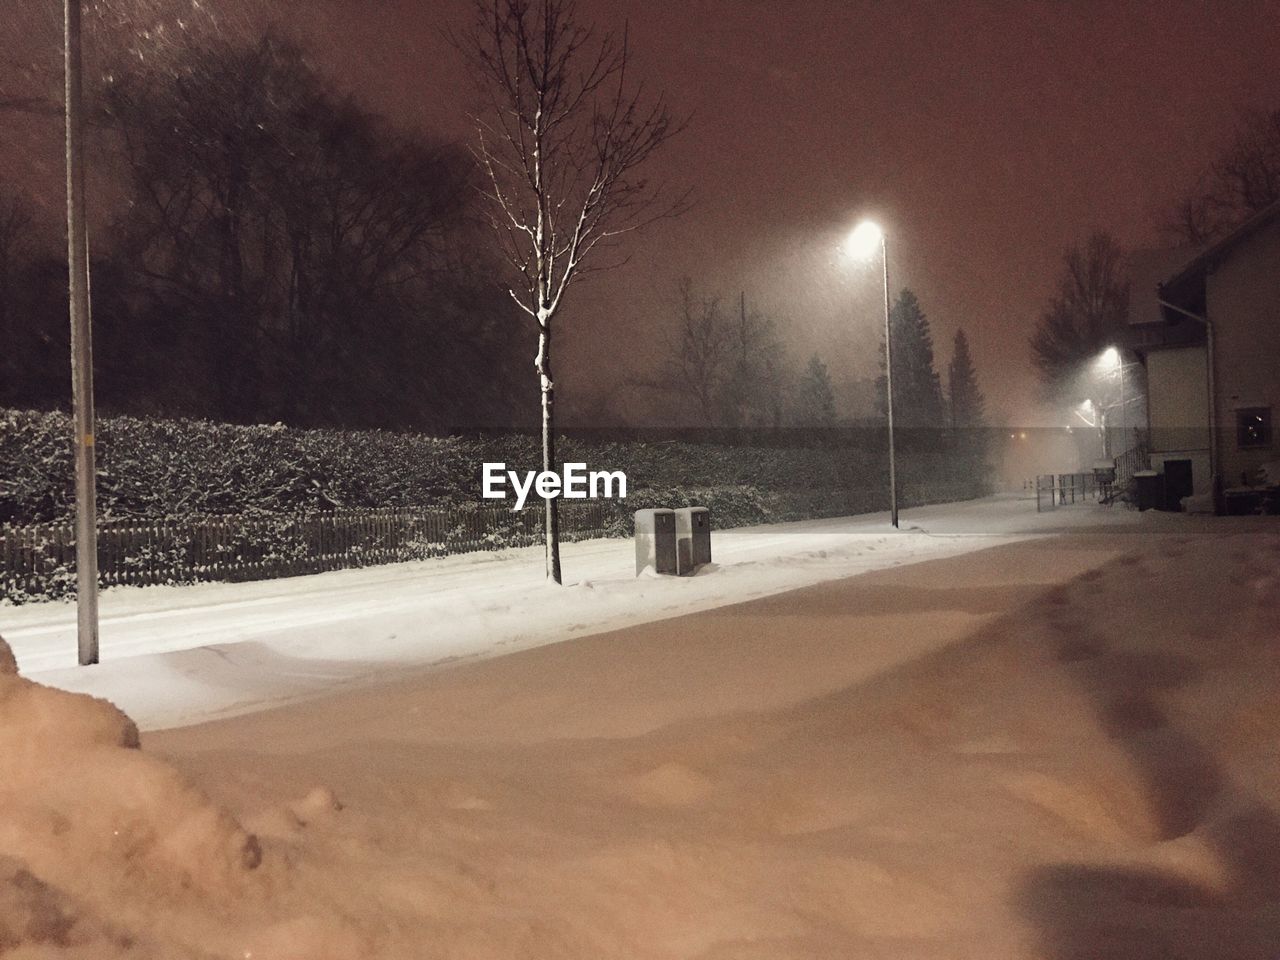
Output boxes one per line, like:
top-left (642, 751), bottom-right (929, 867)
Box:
top-left (876, 289), bottom-right (945, 430)
top-left (947, 327), bottom-right (990, 490)
top-left (947, 328), bottom-right (985, 429)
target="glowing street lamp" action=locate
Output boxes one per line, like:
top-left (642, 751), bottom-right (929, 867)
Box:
top-left (1097, 345), bottom-right (1127, 458)
top-left (848, 220), bottom-right (897, 528)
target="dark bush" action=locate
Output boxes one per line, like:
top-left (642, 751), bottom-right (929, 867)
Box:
top-left (1, 408), bottom-right (983, 526)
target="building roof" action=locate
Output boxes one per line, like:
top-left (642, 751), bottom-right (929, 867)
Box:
top-left (1126, 247), bottom-right (1206, 353)
top-left (1128, 247), bottom-right (1200, 326)
top-left (1160, 198), bottom-right (1280, 311)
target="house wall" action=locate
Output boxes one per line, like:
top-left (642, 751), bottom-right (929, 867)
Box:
top-left (1207, 217), bottom-right (1280, 488)
top-left (1146, 346), bottom-right (1211, 495)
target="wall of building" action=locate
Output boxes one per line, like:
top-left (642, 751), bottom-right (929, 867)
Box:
top-left (1208, 217), bottom-right (1280, 488)
top-left (1146, 345), bottom-right (1211, 495)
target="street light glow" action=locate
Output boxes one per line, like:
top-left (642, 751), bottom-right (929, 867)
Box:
top-left (1100, 346), bottom-right (1121, 368)
top-left (847, 220), bottom-right (884, 260)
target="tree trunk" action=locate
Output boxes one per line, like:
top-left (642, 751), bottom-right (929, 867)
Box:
top-left (537, 323), bottom-right (562, 583)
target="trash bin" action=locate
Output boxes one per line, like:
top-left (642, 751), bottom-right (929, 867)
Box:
top-left (635, 508), bottom-right (677, 576)
top-left (1133, 470), bottom-right (1162, 511)
top-left (674, 506), bottom-right (711, 575)
top-left (1036, 475), bottom-right (1057, 512)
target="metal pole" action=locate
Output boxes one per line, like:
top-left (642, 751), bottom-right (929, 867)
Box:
top-left (65, 0), bottom-right (99, 665)
top-left (881, 233), bottom-right (898, 528)
top-left (1118, 353), bottom-right (1126, 459)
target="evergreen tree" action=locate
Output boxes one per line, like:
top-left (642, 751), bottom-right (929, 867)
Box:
top-left (947, 328), bottom-right (985, 429)
top-left (876, 289), bottom-right (945, 430)
top-left (947, 327), bottom-right (991, 491)
top-left (795, 354), bottom-right (838, 428)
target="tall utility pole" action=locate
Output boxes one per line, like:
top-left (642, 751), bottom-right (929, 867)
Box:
top-left (65, 0), bottom-right (99, 665)
top-left (880, 231), bottom-right (899, 529)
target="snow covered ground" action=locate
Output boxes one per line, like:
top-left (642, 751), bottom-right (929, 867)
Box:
top-left (3, 498), bottom-right (1279, 958)
top-left (2, 496), bottom-right (1142, 730)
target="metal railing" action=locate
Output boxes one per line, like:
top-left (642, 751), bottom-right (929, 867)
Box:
top-left (1035, 473), bottom-right (1105, 512)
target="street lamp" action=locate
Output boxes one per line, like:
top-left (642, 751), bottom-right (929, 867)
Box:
top-left (848, 220), bottom-right (897, 528)
top-left (1097, 346), bottom-right (1126, 460)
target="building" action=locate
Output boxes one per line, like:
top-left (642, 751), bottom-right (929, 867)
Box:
top-left (1129, 200), bottom-right (1280, 510)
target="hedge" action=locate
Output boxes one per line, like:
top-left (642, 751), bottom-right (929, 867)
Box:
top-left (0, 408), bottom-right (988, 602)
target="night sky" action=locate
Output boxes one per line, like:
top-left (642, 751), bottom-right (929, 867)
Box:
top-left (6, 0), bottom-right (1280, 425)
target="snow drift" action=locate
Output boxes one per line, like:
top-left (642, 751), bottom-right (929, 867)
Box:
top-left (0, 632), bottom-right (260, 956)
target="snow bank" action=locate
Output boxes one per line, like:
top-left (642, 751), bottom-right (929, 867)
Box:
top-left (0, 632), bottom-right (261, 957)
top-left (1182, 492), bottom-right (1215, 513)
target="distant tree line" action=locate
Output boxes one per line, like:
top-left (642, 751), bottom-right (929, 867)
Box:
top-left (643, 279), bottom-right (793, 428)
top-left (0, 35), bottom-right (535, 431)
top-left (644, 276), bottom-right (990, 482)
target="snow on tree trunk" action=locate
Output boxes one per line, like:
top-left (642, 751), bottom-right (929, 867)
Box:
top-left (462, 0), bottom-right (686, 585)
top-left (537, 323), bottom-right (562, 584)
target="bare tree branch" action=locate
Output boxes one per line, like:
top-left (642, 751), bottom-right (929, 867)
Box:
top-left (454, 0), bottom-right (687, 582)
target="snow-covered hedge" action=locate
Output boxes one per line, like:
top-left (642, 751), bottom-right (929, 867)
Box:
top-left (1, 408), bottom-right (987, 602)
top-left (0, 408), bottom-right (959, 525)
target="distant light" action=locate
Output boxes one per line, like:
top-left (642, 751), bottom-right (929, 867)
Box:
top-left (1079, 398), bottom-right (1094, 410)
top-left (847, 220), bottom-right (884, 260)
top-left (1019, 432), bottom-right (1027, 439)
top-left (1099, 346), bottom-right (1121, 369)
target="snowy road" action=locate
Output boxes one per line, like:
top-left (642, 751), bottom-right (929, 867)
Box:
top-left (1, 496), bottom-right (1143, 729)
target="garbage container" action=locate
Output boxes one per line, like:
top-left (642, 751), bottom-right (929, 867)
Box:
top-left (1036, 475), bottom-right (1057, 512)
top-left (1133, 470), bottom-right (1163, 511)
top-left (674, 506), bottom-right (711, 575)
top-left (635, 508), bottom-right (677, 576)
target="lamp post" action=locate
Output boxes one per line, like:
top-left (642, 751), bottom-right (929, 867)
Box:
top-left (1100, 346), bottom-right (1127, 461)
top-left (65, 0), bottom-right (99, 665)
top-left (848, 220), bottom-right (898, 528)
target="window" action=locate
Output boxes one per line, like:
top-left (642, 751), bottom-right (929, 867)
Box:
top-left (1237, 407), bottom-right (1272, 448)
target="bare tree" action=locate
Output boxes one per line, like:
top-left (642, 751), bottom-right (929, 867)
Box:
top-left (1029, 232), bottom-right (1130, 401)
top-left (638, 281), bottom-right (791, 428)
top-left (721, 292), bottom-right (790, 429)
top-left (99, 35), bottom-right (519, 429)
top-left (458, 0), bottom-right (686, 583)
top-left (1164, 107), bottom-right (1280, 244)
top-left (665, 277), bottom-right (729, 425)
